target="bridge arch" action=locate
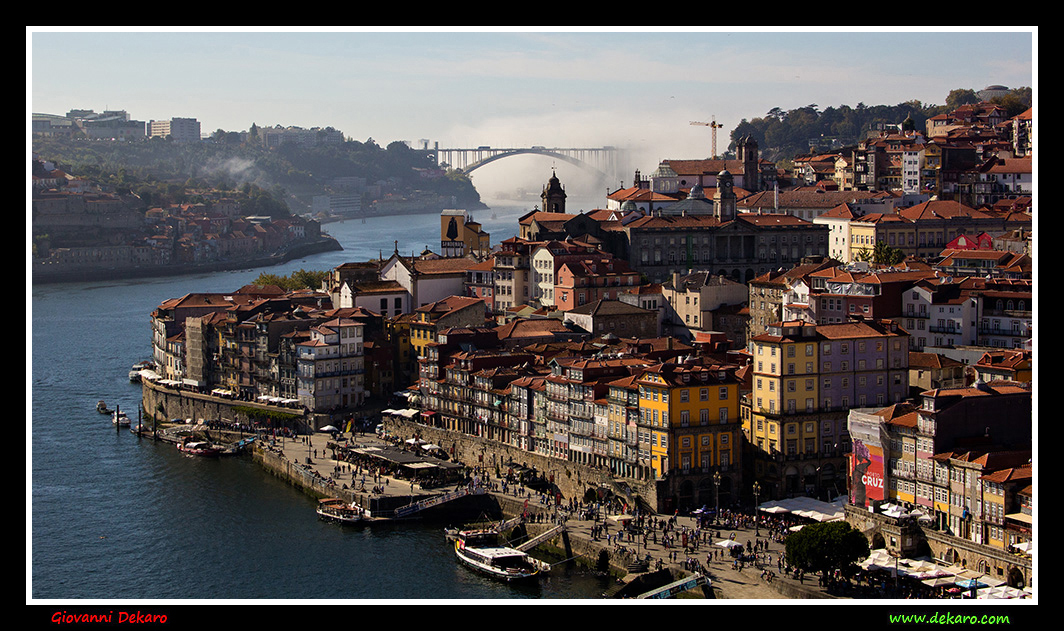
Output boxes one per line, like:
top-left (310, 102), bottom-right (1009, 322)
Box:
top-left (436, 146), bottom-right (625, 184)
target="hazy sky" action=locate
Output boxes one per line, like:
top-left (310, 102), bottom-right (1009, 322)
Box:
top-left (28, 27), bottom-right (1035, 197)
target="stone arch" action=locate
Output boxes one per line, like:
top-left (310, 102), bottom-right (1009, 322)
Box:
top-left (871, 532), bottom-right (886, 550)
top-left (1007, 566), bottom-right (1026, 589)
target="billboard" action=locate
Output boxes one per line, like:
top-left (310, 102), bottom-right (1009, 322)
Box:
top-left (850, 438), bottom-right (885, 506)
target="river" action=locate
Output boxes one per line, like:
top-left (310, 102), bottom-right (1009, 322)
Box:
top-left (29, 198), bottom-right (617, 602)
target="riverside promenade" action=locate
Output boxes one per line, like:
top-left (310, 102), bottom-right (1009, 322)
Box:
top-left (263, 428), bottom-right (831, 600)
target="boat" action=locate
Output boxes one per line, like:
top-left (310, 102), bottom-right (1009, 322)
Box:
top-left (129, 361), bottom-right (153, 382)
top-left (316, 498), bottom-right (368, 525)
top-left (96, 400), bottom-right (112, 414)
top-left (112, 408), bottom-right (131, 427)
top-left (177, 440), bottom-right (224, 457)
top-left (130, 422), bottom-right (153, 437)
top-left (453, 530), bottom-right (548, 581)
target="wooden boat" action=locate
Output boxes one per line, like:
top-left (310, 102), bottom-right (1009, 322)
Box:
top-left (316, 498), bottom-right (367, 525)
top-left (453, 530), bottom-right (548, 581)
top-left (97, 400), bottom-right (112, 414)
top-left (177, 441), bottom-right (224, 457)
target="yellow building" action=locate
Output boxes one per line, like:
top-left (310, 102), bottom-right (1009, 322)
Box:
top-left (748, 320), bottom-right (819, 455)
top-left (637, 359), bottom-right (742, 510)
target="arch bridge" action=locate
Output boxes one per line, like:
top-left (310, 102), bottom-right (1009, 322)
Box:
top-left (434, 145), bottom-right (627, 184)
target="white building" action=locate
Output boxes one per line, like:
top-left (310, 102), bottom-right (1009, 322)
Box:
top-left (296, 318), bottom-right (365, 411)
top-left (148, 117), bottom-right (201, 142)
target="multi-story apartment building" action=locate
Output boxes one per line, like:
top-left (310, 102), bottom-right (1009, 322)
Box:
top-left (543, 356), bottom-right (650, 466)
top-left (605, 374), bottom-right (643, 479)
top-left (295, 317), bottom-right (365, 412)
top-left (850, 380), bottom-right (1032, 519)
top-left (746, 258), bottom-right (840, 339)
top-left (554, 256), bottom-right (641, 311)
top-left (408, 296), bottom-right (488, 363)
top-left (848, 199), bottom-right (1031, 262)
top-left (636, 359), bottom-right (742, 511)
top-left (747, 318), bottom-right (909, 500)
top-left (660, 271), bottom-right (748, 342)
top-left (491, 237), bottom-right (533, 314)
top-left (529, 240), bottom-right (603, 307)
top-left (795, 265), bottom-right (936, 325)
top-left (901, 277), bottom-right (1032, 351)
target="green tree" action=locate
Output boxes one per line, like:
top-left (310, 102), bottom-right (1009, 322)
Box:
top-left (785, 521), bottom-right (869, 575)
top-left (855, 241), bottom-right (906, 265)
top-left (253, 268), bottom-right (328, 291)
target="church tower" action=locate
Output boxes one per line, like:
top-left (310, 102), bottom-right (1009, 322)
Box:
top-left (541, 170), bottom-right (567, 213)
top-left (714, 169), bottom-right (737, 222)
top-left (738, 135), bottom-right (761, 192)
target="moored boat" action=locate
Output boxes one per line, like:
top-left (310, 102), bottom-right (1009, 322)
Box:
top-left (97, 400), bottom-right (112, 414)
top-left (453, 530), bottom-right (548, 581)
top-left (112, 408), bottom-right (131, 427)
top-left (129, 361), bottom-right (154, 382)
top-left (316, 498), bottom-right (367, 525)
top-left (177, 440), bottom-right (224, 457)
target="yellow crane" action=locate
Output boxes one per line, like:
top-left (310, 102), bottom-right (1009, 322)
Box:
top-left (690, 117), bottom-right (724, 159)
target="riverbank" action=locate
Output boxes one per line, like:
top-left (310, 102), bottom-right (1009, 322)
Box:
top-left (31, 235), bottom-right (342, 284)
top-left (247, 425), bottom-right (830, 600)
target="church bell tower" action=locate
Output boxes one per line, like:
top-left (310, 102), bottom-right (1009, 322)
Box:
top-left (541, 170), bottom-right (567, 213)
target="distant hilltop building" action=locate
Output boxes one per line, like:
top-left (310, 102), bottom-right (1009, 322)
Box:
top-left (260, 125), bottom-right (344, 149)
top-left (977, 85), bottom-right (1010, 101)
top-left (148, 117), bottom-right (202, 143)
top-left (32, 109), bottom-right (147, 141)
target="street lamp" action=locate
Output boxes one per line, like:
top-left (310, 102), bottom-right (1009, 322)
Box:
top-left (713, 471), bottom-right (721, 525)
top-left (752, 481), bottom-right (761, 536)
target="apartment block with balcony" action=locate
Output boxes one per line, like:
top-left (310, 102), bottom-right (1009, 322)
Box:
top-left (747, 318), bottom-right (908, 500)
top-left (636, 359), bottom-right (742, 512)
top-left (295, 317), bottom-right (365, 411)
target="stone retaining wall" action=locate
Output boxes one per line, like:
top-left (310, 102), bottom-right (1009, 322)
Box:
top-left (385, 417), bottom-right (663, 510)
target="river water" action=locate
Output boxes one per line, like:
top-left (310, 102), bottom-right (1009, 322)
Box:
top-left (29, 199), bottom-right (617, 602)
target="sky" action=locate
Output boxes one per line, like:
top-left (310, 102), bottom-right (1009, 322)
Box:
top-left (28, 27), bottom-right (1035, 200)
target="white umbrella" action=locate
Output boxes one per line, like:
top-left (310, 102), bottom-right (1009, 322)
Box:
top-left (319, 425), bottom-right (339, 432)
top-left (716, 539), bottom-right (744, 548)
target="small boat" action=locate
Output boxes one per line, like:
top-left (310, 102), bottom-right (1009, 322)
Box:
top-left (112, 408), bottom-right (131, 427)
top-left (129, 361), bottom-right (153, 382)
top-left (97, 400), bottom-right (112, 414)
top-left (317, 498), bottom-right (367, 525)
top-left (453, 530), bottom-right (548, 581)
top-left (130, 422), bottom-right (153, 437)
top-left (177, 441), bottom-right (224, 457)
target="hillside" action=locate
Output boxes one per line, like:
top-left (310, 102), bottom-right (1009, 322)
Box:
top-left (726, 87), bottom-right (1032, 163)
top-left (31, 134), bottom-right (486, 216)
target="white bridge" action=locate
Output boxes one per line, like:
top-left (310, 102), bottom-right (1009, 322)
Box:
top-left (434, 145), bottom-right (627, 183)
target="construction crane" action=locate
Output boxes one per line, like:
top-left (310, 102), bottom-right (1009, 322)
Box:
top-left (690, 117), bottom-right (724, 159)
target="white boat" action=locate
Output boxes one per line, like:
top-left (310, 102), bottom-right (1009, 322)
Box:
top-left (112, 408), bottom-right (131, 427)
top-left (177, 441), bottom-right (224, 457)
top-left (317, 498), bottom-right (367, 525)
top-left (129, 361), bottom-right (153, 382)
top-left (453, 530), bottom-right (548, 581)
